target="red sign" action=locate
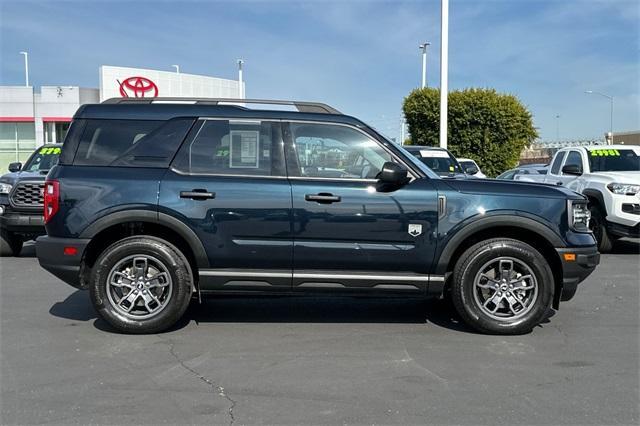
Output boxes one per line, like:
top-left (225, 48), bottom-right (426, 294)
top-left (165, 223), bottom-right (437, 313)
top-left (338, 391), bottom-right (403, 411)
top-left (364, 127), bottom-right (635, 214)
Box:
top-left (118, 76), bottom-right (158, 98)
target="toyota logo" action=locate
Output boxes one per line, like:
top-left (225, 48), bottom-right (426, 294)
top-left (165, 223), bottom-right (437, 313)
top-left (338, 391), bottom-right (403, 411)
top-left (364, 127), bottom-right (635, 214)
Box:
top-left (118, 76), bottom-right (159, 98)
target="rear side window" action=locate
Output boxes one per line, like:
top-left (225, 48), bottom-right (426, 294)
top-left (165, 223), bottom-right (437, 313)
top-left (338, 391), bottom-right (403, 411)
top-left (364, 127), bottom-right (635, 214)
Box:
top-left (171, 119), bottom-right (285, 176)
top-left (550, 151), bottom-right (566, 175)
top-left (74, 119), bottom-right (163, 166)
top-left (110, 119), bottom-right (195, 168)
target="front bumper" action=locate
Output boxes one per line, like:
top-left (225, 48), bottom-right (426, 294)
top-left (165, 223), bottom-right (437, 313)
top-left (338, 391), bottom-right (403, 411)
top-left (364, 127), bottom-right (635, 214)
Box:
top-left (607, 221), bottom-right (640, 239)
top-left (555, 245), bottom-right (600, 301)
top-left (36, 236), bottom-right (90, 289)
top-left (0, 209), bottom-right (45, 234)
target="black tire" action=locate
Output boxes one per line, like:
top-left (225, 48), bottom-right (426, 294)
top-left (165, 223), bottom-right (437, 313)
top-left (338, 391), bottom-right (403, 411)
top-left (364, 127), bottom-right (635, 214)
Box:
top-left (451, 238), bottom-right (554, 335)
top-left (89, 236), bottom-right (194, 334)
top-left (0, 229), bottom-right (23, 257)
top-left (589, 204), bottom-right (613, 253)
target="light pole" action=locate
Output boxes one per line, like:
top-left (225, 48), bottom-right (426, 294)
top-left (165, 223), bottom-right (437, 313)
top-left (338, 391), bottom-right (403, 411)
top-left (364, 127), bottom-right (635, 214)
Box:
top-left (419, 42), bottom-right (430, 88)
top-left (439, 0), bottom-right (449, 149)
top-left (19, 51), bottom-right (29, 86)
top-left (585, 90), bottom-right (614, 144)
top-left (237, 59), bottom-right (244, 99)
top-left (171, 64), bottom-right (180, 74)
top-left (555, 114), bottom-right (560, 140)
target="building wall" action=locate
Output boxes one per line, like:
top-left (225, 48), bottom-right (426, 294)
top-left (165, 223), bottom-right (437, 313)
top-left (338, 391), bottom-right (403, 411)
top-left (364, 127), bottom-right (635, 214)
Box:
top-left (0, 86), bottom-right (99, 171)
top-left (99, 65), bottom-right (243, 101)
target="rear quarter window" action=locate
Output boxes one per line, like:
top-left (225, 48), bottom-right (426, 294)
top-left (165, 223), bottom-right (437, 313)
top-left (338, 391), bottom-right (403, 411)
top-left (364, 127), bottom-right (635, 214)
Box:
top-left (73, 119), bottom-right (164, 166)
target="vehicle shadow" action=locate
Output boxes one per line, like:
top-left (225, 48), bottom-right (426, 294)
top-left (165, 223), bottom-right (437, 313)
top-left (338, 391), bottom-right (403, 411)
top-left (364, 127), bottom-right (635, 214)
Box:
top-left (50, 291), bottom-right (487, 334)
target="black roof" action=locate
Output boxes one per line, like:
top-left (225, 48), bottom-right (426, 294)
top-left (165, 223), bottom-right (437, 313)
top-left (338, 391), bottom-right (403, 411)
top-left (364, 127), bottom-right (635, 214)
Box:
top-left (74, 99), bottom-right (365, 127)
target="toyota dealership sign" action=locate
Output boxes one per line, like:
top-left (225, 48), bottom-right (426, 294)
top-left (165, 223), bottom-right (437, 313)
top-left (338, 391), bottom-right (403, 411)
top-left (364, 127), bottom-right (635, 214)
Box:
top-left (99, 65), bottom-right (243, 101)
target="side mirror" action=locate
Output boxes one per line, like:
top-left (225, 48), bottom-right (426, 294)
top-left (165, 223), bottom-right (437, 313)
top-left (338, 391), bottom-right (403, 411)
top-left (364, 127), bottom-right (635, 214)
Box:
top-left (378, 162), bottom-right (409, 185)
top-left (8, 162), bottom-right (21, 172)
top-left (464, 165), bottom-right (479, 175)
top-left (562, 164), bottom-right (582, 176)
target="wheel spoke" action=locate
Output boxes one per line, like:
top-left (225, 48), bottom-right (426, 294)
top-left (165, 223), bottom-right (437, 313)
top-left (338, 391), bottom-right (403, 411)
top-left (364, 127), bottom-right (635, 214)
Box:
top-left (110, 271), bottom-right (134, 288)
top-left (504, 293), bottom-right (524, 314)
top-left (133, 257), bottom-right (149, 279)
top-left (119, 290), bottom-right (139, 312)
top-left (147, 272), bottom-right (170, 289)
top-left (512, 274), bottom-right (535, 290)
top-left (484, 293), bottom-right (503, 312)
top-left (476, 273), bottom-right (499, 290)
top-left (140, 292), bottom-right (160, 313)
top-left (498, 259), bottom-right (514, 281)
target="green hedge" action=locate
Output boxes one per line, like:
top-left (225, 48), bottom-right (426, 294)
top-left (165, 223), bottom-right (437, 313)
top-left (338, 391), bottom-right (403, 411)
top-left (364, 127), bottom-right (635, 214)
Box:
top-left (402, 88), bottom-right (537, 177)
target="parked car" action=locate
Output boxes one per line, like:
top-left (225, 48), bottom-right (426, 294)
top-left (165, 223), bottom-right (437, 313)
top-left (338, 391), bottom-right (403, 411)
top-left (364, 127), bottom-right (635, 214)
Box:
top-left (497, 164), bottom-right (548, 181)
top-left (403, 146), bottom-right (466, 177)
top-left (36, 98), bottom-right (599, 335)
top-left (457, 158), bottom-right (486, 178)
top-left (0, 144), bottom-right (62, 256)
top-left (515, 146), bottom-right (639, 252)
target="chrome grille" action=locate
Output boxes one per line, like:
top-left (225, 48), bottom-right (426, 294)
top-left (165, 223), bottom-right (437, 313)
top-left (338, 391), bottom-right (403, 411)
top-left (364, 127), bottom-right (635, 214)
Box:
top-left (10, 182), bottom-right (45, 208)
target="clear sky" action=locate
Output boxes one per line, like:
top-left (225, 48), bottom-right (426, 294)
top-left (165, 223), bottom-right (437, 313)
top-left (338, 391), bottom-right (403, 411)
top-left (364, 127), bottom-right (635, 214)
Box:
top-left (1, 0), bottom-right (638, 142)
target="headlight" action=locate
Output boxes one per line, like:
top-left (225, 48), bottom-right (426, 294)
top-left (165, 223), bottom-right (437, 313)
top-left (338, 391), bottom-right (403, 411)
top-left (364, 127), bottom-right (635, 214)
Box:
top-left (568, 200), bottom-right (591, 232)
top-left (607, 183), bottom-right (640, 196)
top-left (0, 183), bottom-right (12, 194)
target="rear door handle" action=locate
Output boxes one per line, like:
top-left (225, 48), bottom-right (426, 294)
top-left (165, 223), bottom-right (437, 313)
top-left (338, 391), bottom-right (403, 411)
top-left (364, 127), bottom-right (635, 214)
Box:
top-left (180, 190), bottom-right (215, 200)
top-left (305, 193), bottom-right (341, 204)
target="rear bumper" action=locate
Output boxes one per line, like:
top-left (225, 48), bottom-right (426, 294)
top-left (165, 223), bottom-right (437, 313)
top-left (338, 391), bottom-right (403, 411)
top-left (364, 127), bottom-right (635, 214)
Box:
top-left (555, 245), bottom-right (600, 301)
top-left (36, 236), bottom-right (90, 289)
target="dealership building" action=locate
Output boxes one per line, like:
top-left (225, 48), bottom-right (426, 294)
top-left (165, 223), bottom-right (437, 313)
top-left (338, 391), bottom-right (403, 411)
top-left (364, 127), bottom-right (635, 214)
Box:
top-left (0, 65), bottom-right (243, 169)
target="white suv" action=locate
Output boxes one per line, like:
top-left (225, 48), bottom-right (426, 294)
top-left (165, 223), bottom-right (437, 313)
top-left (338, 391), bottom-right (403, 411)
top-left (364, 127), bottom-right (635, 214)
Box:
top-left (543, 145), bottom-right (640, 251)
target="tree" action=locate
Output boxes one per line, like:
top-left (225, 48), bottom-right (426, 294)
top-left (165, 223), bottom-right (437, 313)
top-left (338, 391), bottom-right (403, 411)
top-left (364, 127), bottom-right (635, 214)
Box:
top-left (402, 88), bottom-right (538, 177)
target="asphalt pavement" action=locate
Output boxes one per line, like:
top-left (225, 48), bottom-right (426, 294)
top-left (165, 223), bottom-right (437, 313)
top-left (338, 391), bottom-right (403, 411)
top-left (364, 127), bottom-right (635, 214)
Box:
top-left (1, 240), bottom-right (639, 425)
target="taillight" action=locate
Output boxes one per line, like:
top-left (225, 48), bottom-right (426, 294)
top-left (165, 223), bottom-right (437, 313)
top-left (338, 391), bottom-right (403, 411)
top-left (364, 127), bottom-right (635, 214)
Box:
top-left (43, 180), bottom-right (59, 223)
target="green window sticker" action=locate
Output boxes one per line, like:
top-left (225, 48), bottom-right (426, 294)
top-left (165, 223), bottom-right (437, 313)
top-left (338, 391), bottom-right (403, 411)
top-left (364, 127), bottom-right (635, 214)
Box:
top-left (590, 149), bottom-right (620, 157)
top-left (39, 147), bottom-right (62, 155)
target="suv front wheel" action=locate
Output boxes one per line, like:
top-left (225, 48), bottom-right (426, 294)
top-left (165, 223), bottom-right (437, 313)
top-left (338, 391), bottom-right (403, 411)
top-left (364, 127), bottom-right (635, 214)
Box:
top-left (451, 238), bottom-right (553, 335)
top-left (90, 236), bottom-right (193, 334)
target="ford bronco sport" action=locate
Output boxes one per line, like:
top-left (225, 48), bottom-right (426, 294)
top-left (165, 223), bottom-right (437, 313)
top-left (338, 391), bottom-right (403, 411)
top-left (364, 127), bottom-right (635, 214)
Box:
top-left (36, 98), bottom-right (600, 335)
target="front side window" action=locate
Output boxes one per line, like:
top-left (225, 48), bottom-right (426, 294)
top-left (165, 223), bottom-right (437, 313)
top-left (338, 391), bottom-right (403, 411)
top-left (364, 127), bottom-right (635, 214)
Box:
top-left (289, 123), bottom-right (392, 179)
top-left (172, 120), bottom-right (283, 176)
top-left (550, 151), bottom-right (566, 175)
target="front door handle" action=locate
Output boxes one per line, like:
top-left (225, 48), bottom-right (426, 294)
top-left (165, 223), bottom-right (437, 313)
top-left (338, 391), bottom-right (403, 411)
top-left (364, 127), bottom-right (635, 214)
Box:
top-left (180, 189), bottom-right (215, 200)
top-left (305, 193), bottom-right (341, 204)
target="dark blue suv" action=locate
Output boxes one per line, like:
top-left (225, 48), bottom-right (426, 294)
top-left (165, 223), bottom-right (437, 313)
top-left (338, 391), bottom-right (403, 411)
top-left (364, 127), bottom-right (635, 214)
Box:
top-left (36, 98), bottom-right (600, 334)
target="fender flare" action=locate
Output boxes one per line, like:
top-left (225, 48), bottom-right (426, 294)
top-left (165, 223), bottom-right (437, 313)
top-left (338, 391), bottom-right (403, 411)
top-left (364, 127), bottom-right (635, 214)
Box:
top-left (582, 188), bottom-right (607, 215)
top-left (79, 209), bottom-right (209, 268)
top-left (434, 214), bottom-right (564, 276)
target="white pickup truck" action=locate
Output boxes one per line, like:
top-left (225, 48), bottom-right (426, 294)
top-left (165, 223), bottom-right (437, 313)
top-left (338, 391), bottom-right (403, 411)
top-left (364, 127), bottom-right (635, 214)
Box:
top-left (516, 145), bottom-right (640, 252)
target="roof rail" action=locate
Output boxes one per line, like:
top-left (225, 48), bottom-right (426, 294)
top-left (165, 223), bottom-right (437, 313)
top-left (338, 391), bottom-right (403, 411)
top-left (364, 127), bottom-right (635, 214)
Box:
top-left (101, 97), bottom-right (341, 115)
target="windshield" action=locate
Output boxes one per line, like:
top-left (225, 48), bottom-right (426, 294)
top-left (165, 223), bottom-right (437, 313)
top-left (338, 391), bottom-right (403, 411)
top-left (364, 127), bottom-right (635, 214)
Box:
top-left (588, 149), bottom-right (640, 172)
top-left (409, 150), bottom-right (462, 175)
top-left (23, 146), bottom-right (61, 172)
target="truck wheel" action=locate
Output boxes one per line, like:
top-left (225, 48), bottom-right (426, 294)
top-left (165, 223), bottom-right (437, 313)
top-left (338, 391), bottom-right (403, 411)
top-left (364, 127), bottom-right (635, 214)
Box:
top-left (0, 230), bottom-right (23, 257)
top-left (588, 205), bottom-right (613, 253)
top-left (451, 238), bottom-right (553, 335)
top-left (89, 236), bottom-right (193, 334)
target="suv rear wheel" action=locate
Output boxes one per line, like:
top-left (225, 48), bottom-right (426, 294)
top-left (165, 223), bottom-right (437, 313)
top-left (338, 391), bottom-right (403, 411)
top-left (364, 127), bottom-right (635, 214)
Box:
top-left (0, 230), bottom-right (23, 257)
top-left (89, 236), bottom-right (193, 334)
top-left (451, 238), bottom-right (553, 335)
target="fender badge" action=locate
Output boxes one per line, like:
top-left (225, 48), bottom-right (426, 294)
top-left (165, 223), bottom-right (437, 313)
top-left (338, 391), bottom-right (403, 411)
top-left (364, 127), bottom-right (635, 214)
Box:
top-left (408, 224), bottom-right (422, 237)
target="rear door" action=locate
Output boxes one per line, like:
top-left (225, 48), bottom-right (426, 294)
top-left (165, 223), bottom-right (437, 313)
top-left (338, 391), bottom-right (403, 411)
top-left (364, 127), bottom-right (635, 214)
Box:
top-left (284, 121), bottom-right (439, 294)
top-left (159, 118), bottom-right (293, 292)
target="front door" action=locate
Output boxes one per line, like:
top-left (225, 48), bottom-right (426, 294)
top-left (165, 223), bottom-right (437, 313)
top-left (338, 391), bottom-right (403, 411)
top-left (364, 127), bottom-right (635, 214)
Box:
top-left (284, 121), bottom-right (439, 293)
top-left (159, 118), bottom-right (293, 291)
